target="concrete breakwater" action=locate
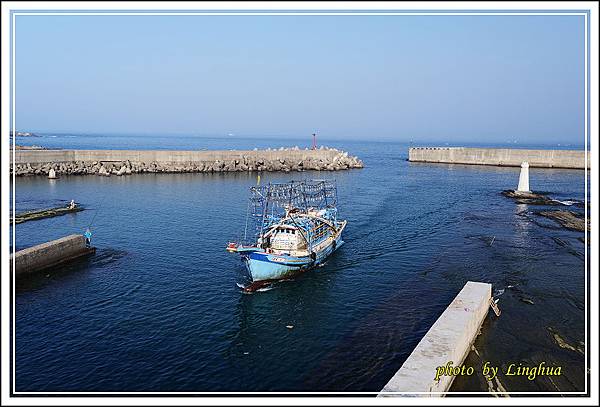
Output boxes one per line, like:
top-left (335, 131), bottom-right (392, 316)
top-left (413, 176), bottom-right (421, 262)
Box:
top-left (10, 147), bottom-right (363, 177)
top-left (409, 147), bottom-right (589, 169)
top-left (12, 205), bottom-right (83, 224)
top-left (380, 281), bottom-right (492, 396)
top-left (10, 234), bottom-right (95, 278)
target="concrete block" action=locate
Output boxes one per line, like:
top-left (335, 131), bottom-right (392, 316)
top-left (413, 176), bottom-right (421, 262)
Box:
top-left (11, 149), bottom-right (341, 165)
top-left (408, 147), bottom-right (589, 170)
top-left (10, 234), bottom-right (95, 278)
top-left (379, 281), bottom-right (491, 396)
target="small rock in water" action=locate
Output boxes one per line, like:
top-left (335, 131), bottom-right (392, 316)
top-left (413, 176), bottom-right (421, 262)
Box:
top-left (554, 337), bottom-right (575, 351)
top-left (501, 190), bottom-right (556, 205)
top-left (538, 210), bottom-right (588, 232)
top-left (548, 328), bottom-right (581, 353)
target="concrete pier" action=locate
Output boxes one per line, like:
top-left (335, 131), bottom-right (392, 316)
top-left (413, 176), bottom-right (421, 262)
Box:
top-left (11, 205), bottom-right (84, 224)
top-left (10, 234), bottom-right (96, 278)
top-left (379, 281), bottom-right (492, 396)
top-left (409, 147), bottom-right (589, 169)
top-left (10, 147), bottom-right (364, 177)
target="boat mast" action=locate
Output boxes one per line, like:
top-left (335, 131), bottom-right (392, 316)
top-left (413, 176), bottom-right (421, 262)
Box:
top-left (243, 200), bottom-right (250, 243)
top-left (260, 183), bottom-right (272, 240)
top-left (301, 181), bottom-right (308, 212)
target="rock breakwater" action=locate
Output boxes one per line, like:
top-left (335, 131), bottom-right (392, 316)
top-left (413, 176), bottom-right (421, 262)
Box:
top-left (11, 147), bottom-right (364, 177)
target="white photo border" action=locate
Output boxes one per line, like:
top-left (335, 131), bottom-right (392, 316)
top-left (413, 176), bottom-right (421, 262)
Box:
top-left (1, 1), bottom-right (598, 406)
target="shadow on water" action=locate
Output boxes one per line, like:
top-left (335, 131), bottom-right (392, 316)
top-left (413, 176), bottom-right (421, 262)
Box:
top-left (221, 263), bottom-right (346, 391)
top-left (16, 248), bottom-right (128, 292)
top-left (300, 279), bottom-right (460, 392)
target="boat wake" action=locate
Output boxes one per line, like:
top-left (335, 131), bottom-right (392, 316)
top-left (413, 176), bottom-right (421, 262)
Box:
top-left (256, 286), bottom-right (276, 292)
top-left (236, 278), bottom-right (295, 293)
top-left (551, 199), bottom-right (579, 206)
top-left (238, 281), bottom-right (274, 293)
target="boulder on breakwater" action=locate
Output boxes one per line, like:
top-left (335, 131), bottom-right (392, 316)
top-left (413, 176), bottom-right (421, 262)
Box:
top-left (10, 147), bottom-right (364, 177)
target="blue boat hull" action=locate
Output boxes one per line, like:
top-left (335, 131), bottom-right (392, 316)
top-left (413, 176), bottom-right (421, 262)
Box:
top-left (244, 235), bottom-right (344, 282)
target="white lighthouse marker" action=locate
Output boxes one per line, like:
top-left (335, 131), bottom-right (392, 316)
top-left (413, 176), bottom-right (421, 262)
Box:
top-left (516, 162), bottom-right (530, 193)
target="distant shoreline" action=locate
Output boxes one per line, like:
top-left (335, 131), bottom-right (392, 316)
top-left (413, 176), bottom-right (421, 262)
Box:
top-left (9, 131), bottom-right (41, 138)
top-left (9, 132), bottom-right (587, 151)
top-left (14, 145), bottom-right (47, 150)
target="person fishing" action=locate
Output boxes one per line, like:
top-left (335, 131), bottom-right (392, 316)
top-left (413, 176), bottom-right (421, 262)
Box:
top-left (84, 227), bottom-right (92, 247)
top-left (68, 199), bottom-right (77, 209)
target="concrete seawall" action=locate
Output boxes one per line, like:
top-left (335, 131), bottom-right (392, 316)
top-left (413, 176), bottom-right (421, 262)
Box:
top-left (409, 147), bottom-right (589, 169)
top-left (379, 281), bottom-right (491, 396)
top-left (10, 234), bottom-right (95, 278)
top-left (10, 147), bottom-right (363, 176)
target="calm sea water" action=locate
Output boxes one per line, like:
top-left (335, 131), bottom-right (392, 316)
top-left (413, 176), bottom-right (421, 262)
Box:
top-left (11, 135), bottom-right (587, 392)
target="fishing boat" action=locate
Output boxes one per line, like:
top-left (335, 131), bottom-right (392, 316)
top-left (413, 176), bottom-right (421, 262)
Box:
top-left (227, 179), bottom-right (346, 286)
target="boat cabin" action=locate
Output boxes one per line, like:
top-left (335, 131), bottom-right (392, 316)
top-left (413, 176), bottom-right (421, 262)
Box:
top-left (267, 225), bottom-right (307, 251)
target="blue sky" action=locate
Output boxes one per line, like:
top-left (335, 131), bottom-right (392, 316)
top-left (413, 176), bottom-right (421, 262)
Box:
top-left (15, 14), bottom-right (585, 144)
